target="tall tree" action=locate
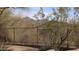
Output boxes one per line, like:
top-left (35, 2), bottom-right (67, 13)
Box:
top-left (57, 7), bottom-right (70, 22)
top-left (33, 7), bottom-right (45, 20)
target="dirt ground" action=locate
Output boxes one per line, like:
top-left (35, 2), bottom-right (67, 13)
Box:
top-left (6, 45), bottom-right (40, 51)
top-left (47, 48), bottom-right (79, 51)
top-left (67, 49), bottom-right (79, 51)
top-left (3, 45), bottom-right (79, 51)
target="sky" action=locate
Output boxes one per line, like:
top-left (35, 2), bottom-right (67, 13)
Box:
top-left (11, 7), bottom-right (75, 20)
top-left (11, 7), bottom-right (54, 18)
